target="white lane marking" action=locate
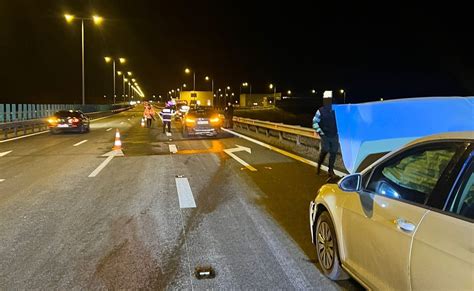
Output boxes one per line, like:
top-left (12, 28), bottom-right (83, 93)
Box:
top-left (169, 144), bottom-right (178, 153)
top-left (120, 122), bottom-right (124, 124)
top-left (106, 128), bottom-right (113, 131)
top-left (88, 149), bottom-right (124, 178)
top-left (0, 150), bottom-right (13, 157)
top-left (88, 156), bottom-right (114, 178)
top-left (0, 131), bottom-right (48, 144)
top-left (224, 145), bottom-right (257, 171)
top-left (0, 179), bottom-right (5, 183)
top-left (166, 132), bottom-right (172, 137)
top-left (175, 177), bottom-right (196, 208)
top-left (221, 128), bottom-right (346, 177)
top-left (73, 140), bottom-right (88, 147)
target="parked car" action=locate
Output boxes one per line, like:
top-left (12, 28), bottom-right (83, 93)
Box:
top-left (48, 110), bottom-right (90, 134)
top-left (309, 131), bottom-right (474, 290)
top-left (182, 107), bottom-right (222, 137)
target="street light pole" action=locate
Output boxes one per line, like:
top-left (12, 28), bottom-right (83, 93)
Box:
top-left (81, 19), bottom-right (85, 105)
top-left (112, 60), bottom-right (116, 104)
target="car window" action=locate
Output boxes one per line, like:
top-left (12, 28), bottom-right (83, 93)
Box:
top-left (366, 144), bottom-right (458, 204)
top-left (447, 156), bottom-right (474, 220)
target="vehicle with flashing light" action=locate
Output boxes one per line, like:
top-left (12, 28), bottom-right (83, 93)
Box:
top-left (182, 106), bottom-right (223, 137)
top-left (47, 110), bottom-right (90, 134)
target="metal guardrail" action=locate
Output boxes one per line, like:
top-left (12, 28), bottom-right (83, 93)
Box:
top-left (0, 106), bottom-right (132, 140)
top-left (232, 116), bottom-right (320, 145)
top-left (0, 103), bottom-right (130, 123)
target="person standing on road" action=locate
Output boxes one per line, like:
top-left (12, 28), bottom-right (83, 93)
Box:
top-left (224, 102), bottom-right (234, 128)
top-left (160, 105), bottom-right (173, 133)
top-left (143, 104), bottom-right (156, 128)
top-left (312, 96), bottom-right (339, 177)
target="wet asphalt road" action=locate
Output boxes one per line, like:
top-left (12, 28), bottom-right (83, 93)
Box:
top-left (0, 106), bottom-right (362, 289)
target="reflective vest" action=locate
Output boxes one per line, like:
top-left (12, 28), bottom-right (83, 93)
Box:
top-left (160, 108), bottom-right (172, 122)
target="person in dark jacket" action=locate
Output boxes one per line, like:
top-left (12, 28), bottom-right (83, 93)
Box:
top-left (312, 97), bottom-right (339, 177)
top-left (159, 105), bottom-right (173, 133)
top-left (224, 102), bottom-right (234, 128)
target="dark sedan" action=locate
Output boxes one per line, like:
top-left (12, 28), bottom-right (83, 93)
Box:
top-left (48, 110), bottom-right (90, 134)
top-left (182, 107), bottom-right (223, 137)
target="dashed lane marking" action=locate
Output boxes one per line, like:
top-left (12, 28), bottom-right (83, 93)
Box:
top-left (175, 177), bottom-right (196, 208)
top-left (166, 132), bottom-right (172, 137)
top-left (73, 140), bottom-right (88, 147)
top-left (0, 150), bottom-right (13, 157)
top-left (0, 179), bottom-right (5, 183)
top-left (106, 128), bottom-right (113, 131)
top-left (169, 144), bottom-right (178, 153)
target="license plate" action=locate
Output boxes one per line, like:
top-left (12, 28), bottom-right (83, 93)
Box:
top-left (57, 124), bottom-right (69, 128)
top-left (197, 121), bottom-right (209, 125)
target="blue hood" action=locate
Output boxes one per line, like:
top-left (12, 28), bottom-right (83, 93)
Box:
top-left (333, 96), bottom-right (474, 174)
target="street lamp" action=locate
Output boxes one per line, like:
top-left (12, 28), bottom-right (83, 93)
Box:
top-left (340, 89), bottom-right (346, 103)
top-left (185, 68), bottom-right (196, 91)
top-left (64, 13), bottom-right (103, 105)
top-left (104, 56), bottom-right (126, 104)
top-left (224, 86), bottom-right (231, 107)
top-left (287, 90), bottom-right (292, 95)
top-left (242, 82), bottom-right (252, 101)
top-left (205, 76), bottom-right (214, 96)
top-left (269, 83), bottom-right (277, 107)
top-left (312, 89), bottom-right (316, 94)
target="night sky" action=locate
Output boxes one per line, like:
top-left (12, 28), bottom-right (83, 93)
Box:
top-left (0, 1), bottom-right (472, 104)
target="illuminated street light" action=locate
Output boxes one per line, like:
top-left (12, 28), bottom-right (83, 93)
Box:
top-left (287, 90), bottom-right (292, 95)
top-left (132, 78), bottom-right (136, 82)
top-left (64, 13), bottom-right (104, 105)
top-left (269, 83), bottom-right (277, 107)
top-left (312, 89), bottom-right (316, 94)
top-left (183, 83), bottom-right (187, 88)
top-left (205, 76), bottom-right (214, 96)
top-left (185, 68), bottom-right (196, 91)
top-left (241, 82), bottom-right (252, 100)
top-left (64, 14), bottom-right (74, 23)
top-left (117, 71), bottom-right (122, 76)
top-left (340, 89), bottom-right (347, 103)
top-left (104, 56), bottom-right (126, 104)
top-left (93, 15), bottom-right (103, 25)
top-left (127, 71), bottom-right (132, 76)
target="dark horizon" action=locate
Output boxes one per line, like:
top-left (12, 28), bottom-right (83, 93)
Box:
top-left (1, 1), bottom-right (472, 104)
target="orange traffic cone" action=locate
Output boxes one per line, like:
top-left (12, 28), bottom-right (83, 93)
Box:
top-left (112, 128), bottom-right (122, 150)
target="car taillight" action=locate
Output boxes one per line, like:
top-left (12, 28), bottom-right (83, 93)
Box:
top-left (185, 118), bottom-right (195, 123)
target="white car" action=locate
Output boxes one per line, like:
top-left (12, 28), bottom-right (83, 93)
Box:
top-left (309, 131), bottom-right (474, 290)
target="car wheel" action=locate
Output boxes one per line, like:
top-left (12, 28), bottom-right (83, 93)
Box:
top-left (316, 211), bottom-right (349, 280)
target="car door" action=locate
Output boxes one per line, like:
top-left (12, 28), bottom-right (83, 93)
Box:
top-left (411, 149), bottom-right (474, 290)
top-left (341, 142), bottom-right (461, 290)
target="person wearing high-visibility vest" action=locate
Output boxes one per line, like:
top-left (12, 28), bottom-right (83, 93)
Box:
top-left (143, 104), bottom-right (156, 128)
top-left (160, 105), bottom-right (173, 133)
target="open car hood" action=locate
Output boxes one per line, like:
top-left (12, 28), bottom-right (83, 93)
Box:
top-left (333, 96), bottom-right (474, 174)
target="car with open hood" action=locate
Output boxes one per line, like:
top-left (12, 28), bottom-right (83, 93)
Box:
top-left (309, 97), bottom-right (474, 290)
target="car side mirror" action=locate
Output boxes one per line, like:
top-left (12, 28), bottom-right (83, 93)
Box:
top-left (338, 173), bottom-right (362, 192)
